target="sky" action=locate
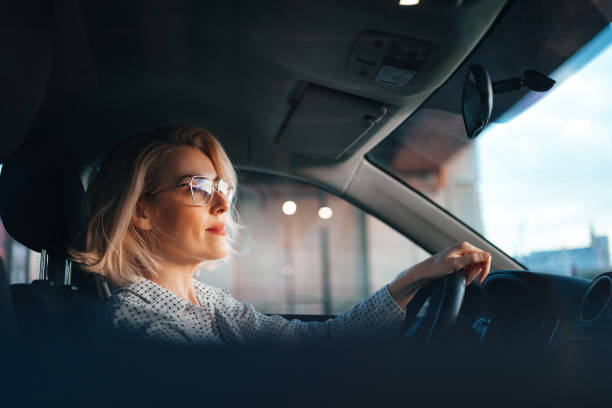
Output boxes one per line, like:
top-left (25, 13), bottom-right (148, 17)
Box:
top-left (476, 23), bottom-right (612, 257)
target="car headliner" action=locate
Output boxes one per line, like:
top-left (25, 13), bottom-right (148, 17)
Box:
top-left (2, 0), bottom-right (611, 270)
top-left (3, 0), bottom-right (508, 166)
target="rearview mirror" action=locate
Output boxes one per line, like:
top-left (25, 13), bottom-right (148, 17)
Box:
top-left (462, 65), bottom-right (493, 139)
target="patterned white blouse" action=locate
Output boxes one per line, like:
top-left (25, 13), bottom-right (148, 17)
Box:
top-left (104, 277), bottom-right (406, 346)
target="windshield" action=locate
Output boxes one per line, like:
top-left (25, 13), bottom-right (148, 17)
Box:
top-left (369, 24), bottom-right (612, 279)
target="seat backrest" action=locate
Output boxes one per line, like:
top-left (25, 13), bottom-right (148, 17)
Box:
top-left (9, 283), bottom-right (55, 337)
top-left (10, 280), bottom-right (104, 340)
top-left (0, 257), bottom-right (18, 341)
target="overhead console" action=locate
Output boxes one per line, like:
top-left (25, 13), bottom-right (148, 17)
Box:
top-left (276, 32), bottom-right (435, 161)
top-left (347, 32), bottom-right (431, 88)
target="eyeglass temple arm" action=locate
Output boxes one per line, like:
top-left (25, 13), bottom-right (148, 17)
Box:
top-left (147, 182), bottom-right (190, 196)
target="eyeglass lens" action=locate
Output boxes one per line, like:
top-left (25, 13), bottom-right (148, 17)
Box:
top-left (191, 176), bottom-right (234, 206)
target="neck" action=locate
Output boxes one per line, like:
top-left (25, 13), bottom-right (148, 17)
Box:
top-left (148, 260), bottom-right (201, 306)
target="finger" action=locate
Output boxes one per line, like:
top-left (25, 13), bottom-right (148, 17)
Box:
top-left (466, 266), bottom-right (483, 285)
top-left (458, 241), bottom-right (471, 251)
top-left (464, 263), bottom-right (479, 283)
top-left (467, 265), bottom-right (483, 285)
top-left (453, 251), bottom-right (490, 271)
top-left (458, 241), bottom-right (486, 256)
top-left (478, 254), bottom-right (492, 283)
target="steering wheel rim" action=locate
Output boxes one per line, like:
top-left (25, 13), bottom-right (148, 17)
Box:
top-left (402, 269), bottom-right (466, 344)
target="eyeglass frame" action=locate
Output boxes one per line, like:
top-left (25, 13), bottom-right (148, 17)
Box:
top-left (144, 175), bottom-right (235, 207)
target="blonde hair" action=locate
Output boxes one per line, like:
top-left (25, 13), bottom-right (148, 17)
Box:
top-left (69, 125), bottom-right (241, 286)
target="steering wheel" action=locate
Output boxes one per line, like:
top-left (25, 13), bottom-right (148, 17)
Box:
top-left (401, 269), bottom-right (466, 344)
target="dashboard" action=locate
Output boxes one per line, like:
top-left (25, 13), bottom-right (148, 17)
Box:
top-left (467, 271), bottom-right (612, 351)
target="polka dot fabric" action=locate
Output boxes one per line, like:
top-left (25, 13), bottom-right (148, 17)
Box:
top-left (104, 277), bottom-right (406, 346)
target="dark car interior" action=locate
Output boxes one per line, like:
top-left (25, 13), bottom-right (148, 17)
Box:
top-left (2, 0), bottom-right (612, 406)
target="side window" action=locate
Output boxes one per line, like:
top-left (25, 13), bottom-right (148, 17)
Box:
top-left (1, 222), bottom-right (40, 286)
top-left (197, 171), bottom-right (430, 315)
top-left (0, 164), bottom-right (40, 284)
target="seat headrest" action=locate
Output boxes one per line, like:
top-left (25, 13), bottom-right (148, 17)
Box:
top-left (0, 139), bottom-right (86, 256)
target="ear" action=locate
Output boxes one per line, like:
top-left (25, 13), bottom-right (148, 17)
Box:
top-left (132, 200), bottom-right (153, 231)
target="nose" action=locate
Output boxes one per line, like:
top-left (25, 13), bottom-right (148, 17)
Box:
top-left (209, 189), bottom-right (228, 215)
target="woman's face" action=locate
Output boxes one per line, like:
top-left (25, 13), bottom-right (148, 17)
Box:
top-left (140, 146), bottom-right (230, 265)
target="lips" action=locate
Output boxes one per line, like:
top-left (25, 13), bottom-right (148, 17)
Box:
top-left (206, 223), bottom-right (226, 235)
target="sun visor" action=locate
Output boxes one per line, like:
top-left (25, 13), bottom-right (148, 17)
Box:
top-left (278, 84), bottom-right (388, 160)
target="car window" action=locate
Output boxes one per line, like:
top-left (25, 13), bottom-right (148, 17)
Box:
top-left (1, 165), bottom-right (429, 308)
top-left (0, 160), bottom-right (53, 285)
top-left (3, 241), bottom-right (39, 284)
top-left (0, 164), bottom-right (40, 284)
top-left (368, 24), bottom-right (612, 279)
top-left (196, 171), bottom-right (429, 315)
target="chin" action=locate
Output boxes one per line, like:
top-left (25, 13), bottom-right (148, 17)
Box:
top-left (206, 253), bottom-right (229, 261)
top-left (201, 247), bottom-right (230, 261)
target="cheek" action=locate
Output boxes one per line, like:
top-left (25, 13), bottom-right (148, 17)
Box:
top-left (154, 203), bottom-right (205, 241)
top-left (182, 209), bottom-right (208, 242)
top-left (152, 201), bottom-right (227, 257)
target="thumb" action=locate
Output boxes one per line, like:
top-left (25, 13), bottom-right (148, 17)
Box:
top-left (453, 251), bottom-right (490, 271)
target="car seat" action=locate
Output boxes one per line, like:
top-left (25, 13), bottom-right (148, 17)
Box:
top-left (0, 138), bottom-right (108, 341)
top-left (0, 256), bottom-right (18, 342)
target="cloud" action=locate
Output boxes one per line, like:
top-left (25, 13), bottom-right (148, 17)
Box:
top-left (563, 118), bottom-right (593, 136)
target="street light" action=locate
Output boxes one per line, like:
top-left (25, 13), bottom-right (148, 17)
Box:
top-left (318, 206), bottom-right (333, 220)
top-left (282, 200), bottom-right (297, 215)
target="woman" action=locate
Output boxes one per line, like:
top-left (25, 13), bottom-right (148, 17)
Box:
top-left (72, 125), bottom-right (491, 346)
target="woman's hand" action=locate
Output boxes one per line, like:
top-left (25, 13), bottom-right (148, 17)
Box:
top-left (388, 242), bottom-right (492, 309)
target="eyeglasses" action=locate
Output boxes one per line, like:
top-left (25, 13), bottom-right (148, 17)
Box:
top-left (145, 175), bottom-right (235, 207)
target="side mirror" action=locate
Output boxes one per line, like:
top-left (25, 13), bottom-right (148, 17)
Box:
top-left (462, 65), bottom-right (493, 139)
